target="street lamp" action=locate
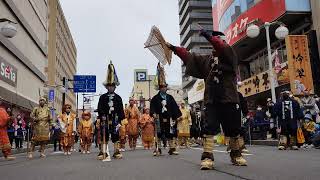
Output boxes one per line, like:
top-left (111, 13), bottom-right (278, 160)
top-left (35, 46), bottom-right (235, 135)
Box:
top-left (0, 18), bottom-right (17, 38)
top-left (246, 22), bottom-right (289, 103)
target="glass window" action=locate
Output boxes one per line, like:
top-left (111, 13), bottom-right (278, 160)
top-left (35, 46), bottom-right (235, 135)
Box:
top-left (218, 0), bottom-right (261, 32)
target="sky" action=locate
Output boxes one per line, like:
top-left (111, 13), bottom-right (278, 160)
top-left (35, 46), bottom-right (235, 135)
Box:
top-left (59, 0), bottom-right (183, 108)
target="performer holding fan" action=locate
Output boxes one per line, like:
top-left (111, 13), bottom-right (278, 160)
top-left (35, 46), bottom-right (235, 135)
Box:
top-left (145, 25), bottom-right (247, 169)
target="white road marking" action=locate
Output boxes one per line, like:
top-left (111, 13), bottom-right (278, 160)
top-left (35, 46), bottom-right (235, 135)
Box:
top-left (191, 147), bottom-right (254, 156)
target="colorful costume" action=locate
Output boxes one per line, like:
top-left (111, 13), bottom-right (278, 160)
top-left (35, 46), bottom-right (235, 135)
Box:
top-left (78, 112), bottom-right (94, 153)
top-left (177, 107), bottom-right (191, 148)
top-left (58, 105), bottom-right (76, 155)
top-left (139, 113), bottom-right (154, 149)
top-left (169, 30), bottom-right (247, 169)
top-left (97, 61), bottom-right (125, 160)
top-left (125, 104), bottom-right (140, 150)
top-left (150, 66), bottom-right (182, 156)
top-left (274, 91), bottom-right (304, 150)
top-left (0, 107), bottom-right (15, 160)
top-left (29, 98), bottom-right (52, 158)
top-left (119, 118), bottom-right (128, 151)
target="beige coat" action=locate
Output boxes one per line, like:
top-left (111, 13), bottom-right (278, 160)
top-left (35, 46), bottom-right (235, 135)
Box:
top-left (177, 108), bottom-right (192, 137)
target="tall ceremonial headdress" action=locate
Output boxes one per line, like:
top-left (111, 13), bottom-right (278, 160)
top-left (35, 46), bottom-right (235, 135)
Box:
top-left (153, 62), bottom-right (167, 89)
top-left (103, 61), bottom-right (120, 86)
top-left (144, 26), bottom-right (172, 65)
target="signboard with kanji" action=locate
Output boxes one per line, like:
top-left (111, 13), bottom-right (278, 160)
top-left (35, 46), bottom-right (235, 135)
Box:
top-left (238, 61), bottom-right (289, 97)
top-left (286, 35), bottom-right (314, 95)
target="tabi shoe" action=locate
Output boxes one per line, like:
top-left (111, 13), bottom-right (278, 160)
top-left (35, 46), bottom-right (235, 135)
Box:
top-left (278, 135), bottom-right (287, 150)
top-left (67, 151), bottom-right (72, 155)
top-left (291, 145), bottom-right (299, 150)
top-left (153, 148), bottom-right (162, 156)
top-left (241, 147), bottom-right (249, 153)
top-left (289, 136), bottom-right (299, 150)
top-left (27, 153), bottom-right (33, 159)
top-left (64, 152), bottom-right (68, 155)
top-left (168, 148), bottom-right (179, 155)
top-left (226, 146), bottom-right (231, 153)
top-left (97, 152), bottom-right (103, 160)
top-left (5, 156), bottom-right (16, 161)
top-left (86, 151), bottom-right (91, 154)
top-left (82, 151), bottom-right (86, 154)
top-left (278, 145), bottom-right (286, 150)
top-left (200, 152), bottom-right (214, 170)
top-left (113, 151), bottom-right (123, 159)
top-left (102, 155), bottom-right (111, 162)
top-left (230, 150), bottom-right (247, 166)
top-left (40, 153), bottom-right (46, 158)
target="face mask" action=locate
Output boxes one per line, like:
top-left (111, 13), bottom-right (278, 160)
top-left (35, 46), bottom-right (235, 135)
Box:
top-left (257, 107), bottom-right (262, 111)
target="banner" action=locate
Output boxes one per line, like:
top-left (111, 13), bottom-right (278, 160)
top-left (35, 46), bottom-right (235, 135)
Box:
top-left (286, 35), bottom-right (314, 95)
top-left (238, 61), bottom-right (289, 98)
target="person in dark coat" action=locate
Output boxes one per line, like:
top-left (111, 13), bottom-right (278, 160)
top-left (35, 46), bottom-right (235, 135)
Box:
top-left (274, 91), bottom-right (304, 150)
top-left (52, 119), bottom-right (62, 152)
top-left (97, 62), bottom-right (125, 161)
top-left (166, 29), bottom-right (247, 169)
top-left (150, 83), bottom-right (182, 156)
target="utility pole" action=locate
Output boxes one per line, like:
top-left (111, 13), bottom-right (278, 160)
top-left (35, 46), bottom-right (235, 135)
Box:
top-left (62, 77), bottom-right (66, 111)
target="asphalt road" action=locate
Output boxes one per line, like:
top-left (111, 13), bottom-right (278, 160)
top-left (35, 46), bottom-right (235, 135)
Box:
top-left (1, 144), bottom-right (319, 180)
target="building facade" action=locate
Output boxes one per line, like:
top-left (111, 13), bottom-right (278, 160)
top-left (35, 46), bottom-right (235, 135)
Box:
top-left (178, 0), bottom-right (213, 101)
top-left (48, 0), bottom-right (77, 114)
top-left (0, 0), bottom-right (48, 118)
top-left (211, 0), bottom-right (319, 108)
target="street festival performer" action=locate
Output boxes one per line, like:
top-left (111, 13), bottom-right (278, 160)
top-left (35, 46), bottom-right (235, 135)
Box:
top-left (0, 101), bottom-right (16, 161)
top-left (144, 25), bottom-right (247, 169)
top-left (125, 98), bottom-right (140, 150)
top-left (97, 61), bottom-right (125, 161)
top-left (78, 111), bottom-right (94, 154)
top-left (58, 104), bottom-right (77, 155)
top-left (29, 97), bottom-right (53, 159)
top-left (166, 29), bottom-right (247, 169)
top-left (150, 63), bottom-right (182, 156)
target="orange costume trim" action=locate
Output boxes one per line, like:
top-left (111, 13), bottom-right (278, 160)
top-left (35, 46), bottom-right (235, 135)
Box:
top-left (0, 107), bottom-right (12, 157)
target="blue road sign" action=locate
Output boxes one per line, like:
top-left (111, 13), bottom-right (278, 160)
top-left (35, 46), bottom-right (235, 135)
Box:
top-left (73, 75), bottom-right (96, 93)
top-left (48, 89), bottom-right (55, 102)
